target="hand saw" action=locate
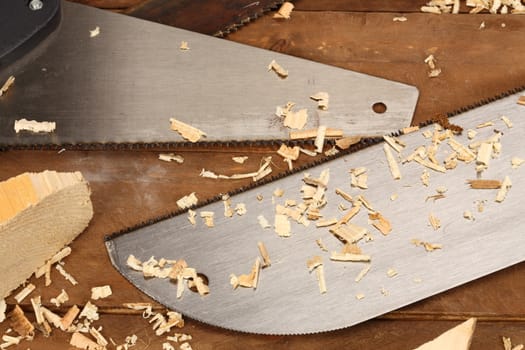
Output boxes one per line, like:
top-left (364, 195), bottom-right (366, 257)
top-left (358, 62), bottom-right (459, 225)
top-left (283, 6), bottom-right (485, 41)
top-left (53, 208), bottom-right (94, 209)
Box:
top-left (0, 0), bottom-right (417, 149)
top-left (106, 87), bottom-right (525, 334)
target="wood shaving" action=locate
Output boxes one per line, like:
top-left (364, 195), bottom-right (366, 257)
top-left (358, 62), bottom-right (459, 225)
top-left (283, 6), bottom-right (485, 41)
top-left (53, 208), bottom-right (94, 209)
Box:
top-left (355, 264), bottom-right (371, 282)
top-left (368, 211), bottom-right (392, 235)
top-left (355, 293), bottom-right (365, 300)
top-left (350, 167), bottom-right (368, 189)
top-left (232, 156), bottom-right (248, 164)
top-left (268, 60), bottom-right (288, 78)
top-left (50, 289), bottom-right (69, 307)
top-left (501, 116), bottom-right (513, 128)
top-left (495, 176), bottom-right (511, 202)
top-left (307, 256), bottom-right (327, 294)
top-left (503, 336), bottom-right (525, 350)
top-left (316, 218), bottom-right (338, 227)
top-left (274, 213), bottom-right (291, 237)
top-left (169, 118), bottom-right (206, 142)
top-left (476, 121), bottom-right (494, 128)
top-left (518, 96), bottom-right (525, 106)
top-left (463, 210), bottom-right (474, 220)
top-left (324, 146), bottom-right (339, 157)
top-left (60, 305), bottom-right (80, 331)
top-left (257, 214), bottom-right (271, 229)
top-left (310, 92), bottom-right (329, 110)
top-left (177, 193), bottom-right (198, 210)
top-left (89, 26), bottom-right (100, 38)
top-left (187, 209), bottom-right (196, 225)
top-left (387, 268), bottom-right (398, 278)
top-left (199, 211), bottom-right (214, 227)
top-left (335, 188), bottom-right (353, 202)
top-left (0, 299), bottom-right (5, 323)
top-left (314, 125), bottom-right (327, 153)
top-left (56, 264), bottom-right (78, 285)
top-left (393, 16), bottom-right (408, 21)
top-left (316, 238), bottom-right (329, 252)
top-left (0, 75), bottom-right (15, 96)
top-left (330, 222), bottom-right (367, 244)
top-left (467, 179), bottom-right (502, 189)
top-left (283, 108), bottom-right (308, 130)
top-left (257, 242), bottom-right (271, 267)
top-left (411, 239), bottom-right (443, 252)
top-left (159, 153), bottom-right (184, 163)
top-left (330, 252), bottom-right (371, 262)
top-left (273, 1), bottom-right (294, 19)
top-left (467, 129), bottom-right (477, 139)
top-left (234, 203), bottom-right (247, 216)
top-left (289, 127), bottom-right (343, 140)
top-left (90, 327), bottom-right (108, 347)
top-left (230, 258), bottom-right (261, 289)
top-left (429, 213), bottom-right (441, 230)
top-left (180, 342), bottom-right (193, 350)
top-left (13, 283), bottom-right (35, 303)
top-left (424, 54), bottom-right (441, 77)
top-left (79, 301), bottom-right (99, 322)
top-left (200, 156), bottom-right (272, 182)
top-left (384, 143), bottom-right (401, 180)
top-left (9, 305), bottom-right (34, 337)
top-left (0, 335), bottom-right (22, 349)
top-left (383, 135), bottom-right (406, 153)
top-left (179, 41), bottom-right (189, 50)
top-left (335, 136), bottom-right (361, 150)
top-left (91, 285), bottom-right (112, 300)
top-left (14, 118), bottom-right (56, 133)
top-left (511, 157), bottom-right (524, 169)
top-left (70, 331), bottom-right (102, 350)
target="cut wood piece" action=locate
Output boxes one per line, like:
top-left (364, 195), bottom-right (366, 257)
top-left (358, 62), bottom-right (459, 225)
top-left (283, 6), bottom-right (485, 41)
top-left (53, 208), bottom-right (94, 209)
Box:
top-left (0, 171), bottom-right (93, 298)
top-left (413, 318), bottom-right (477, 350)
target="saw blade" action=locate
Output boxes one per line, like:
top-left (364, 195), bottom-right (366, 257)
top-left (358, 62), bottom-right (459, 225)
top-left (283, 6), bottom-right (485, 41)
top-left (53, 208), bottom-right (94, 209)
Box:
top-left (105, 89), bottom-right (525, 334)
top-left (0, 1), bottom-right (417, 149)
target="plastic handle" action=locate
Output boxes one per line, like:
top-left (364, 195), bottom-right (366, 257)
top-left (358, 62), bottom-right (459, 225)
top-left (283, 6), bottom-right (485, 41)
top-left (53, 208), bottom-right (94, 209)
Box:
top-left (0, 0), bottom-right (60, 67)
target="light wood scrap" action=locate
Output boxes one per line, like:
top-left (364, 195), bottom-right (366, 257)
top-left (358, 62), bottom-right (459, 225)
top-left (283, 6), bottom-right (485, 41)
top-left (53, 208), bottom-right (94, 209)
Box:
top-left (169, 118), bottom-right (206, 143)
top-left (283, 108), bottom-right (308, 130)
top-left (314, 125), bottom-right (327, 153)
top-left (9, 305), bottom-right (34, 337)
top-left (13, 283), bottom-right (35, 303)
top-left (257, 242), bottom-right (271, 267)
top-left (79, 301), bottom-right (99, 321)
top-left (230, 258), bottom-right (261, 289)
top-left (289, 127), bottom-right (343, 140)
top-left (70, 331), bottom-right (103, 350)
top-left (51, 289), bottom-right (69, 307)
top-left (60, 305), bottom-right (80, 331)
top-left (268, 60), bottom-right (288, 78)
top-left (511, 157), bottom-right (524, 169)
top-left (412, 239), bottom-right (443, 252)
top-left (330, 252), bottom-right (371, 262)
top-left (350, 167), bottom-right (368, 189)
top-left (518, 96), bottom-right (525, 106)
top-left (14, 118), bottom-right (56, 133)
top-left (273, 2), bottom-right (294, 19)
top-left (355, 264), bottom-right (371, 282)
top-left (384, 144), bottom-right (401, 179)
top-left (335, 136), bottom-right (361, 150)
top-left (368, 211), bottom-right (392, 235)
top-left (467, 179), bottom-right (502, 189)
top-left (90, 327), bottom-right (108, 347)
top-left (429, 213), bottom-right (441, 230)
top-left (232, 156), bottom-right (248, 164)
top-left (330, 222), bottom-right (367, 244)
top-left (56, 264), bottom-right (78, 285)
top-left (158, 153), bottom-right (184, 163)
top-left (0, 170), bottom-right (92, 299)
top-left (387, 268), bottom-right (398, 278)
top-left (91, 285), bottom-right (112, 300)
top-left (179, 41), bottom-right (189, 50)
top-left (412, 317), bottom-right (476, 350)
top-left (0, 299), bottom-right (5, 323)
top-left (200, 211), bottom-right (215, 227)
top-left (0, 75), bottom-right (15, 96)
top-left (310, 92), bottom-right (329, 110)
top-left (495, 176), bottom-right (512, 202)
top-left (501, 116), bottom-right (513, 128)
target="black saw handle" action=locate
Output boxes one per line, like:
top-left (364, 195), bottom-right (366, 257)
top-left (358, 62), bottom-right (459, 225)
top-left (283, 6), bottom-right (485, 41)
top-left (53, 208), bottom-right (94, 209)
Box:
top-left (0, 0), bottom-right (60, 68)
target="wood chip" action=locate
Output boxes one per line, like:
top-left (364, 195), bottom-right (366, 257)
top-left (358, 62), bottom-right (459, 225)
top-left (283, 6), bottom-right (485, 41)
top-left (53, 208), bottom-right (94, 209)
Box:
top-left (476, 142), bottom-right (493, 166)
top-left (257, 242), bottom-right (271, 267)
top-left (91, 285), bottom-right (112, 300)
top-left (176, 192), bottom-right (198, 210)
top-left (350, 167), bottom-right (368, 189)
top-left (230, 258), bottom-right (261, 289)
top-left (368, 211), bottom-right (392, 235)
top-left (384, 143), bottom-right (401, 179)
top-left (412, 318), bottom-right (476, 350)
top-left (179, 41), bottom-right (189, 50)
top-left (0, 299), bottom-right (5, 323)
top-left (330, 252), bottom-right (371, 262)
top-left (159, 153), bottom-right (184, 163)
top-left (14, 283), bottom-right (36, 303)
top-left (50, 289), bottom-right (69, 307)
top-left (268, 60), bottom-right (288, 78)
top-left (355, 293), bottom-right (365, 300)
top-left (330, 222), bottom-right (367, 244)
top-left (310, 92), bottom-right (329, 110)
top-left (467, 179), bottom-right (502, 189)
top-left (335, 136), bottom-right (361, 150)
top-left (169, 118), bottom-right (206, 142)
top-left (273, 1), bottom-right (294, 19)
top-left (501, 116), bottom-right (513, 128)
top-left (60, 305), bottom-right (80, 331)
top-left (274, 214), bottom-right (291, 237)
top-left (0, 75), bottom-right (15, 96)
top-left (511, 157), bottom-right (524, 169)
top-left (14, 118), bottom-right (56, 133)
top-left (517, 95), bottom-right (525, 106)
top-left (429, 213), bottom-right (441, 230)
top-left (387, 268), bottom-right (398, 278)
top-left (232, 156), bottom-right (248, 164)
top-left (393, 16), bottom-right (408, 21)
top-left (383, 135), bottom-right (405, 153)
top-left (355, 264), bottom-right (371, 282)
top-left (89, 26), bottom-right (100, 38)
top-left (56, 264), bottom-right (78, 285)
top-left (307, 256), bottom-right (326, 294)
top-left (9, 305), bottom-right (34, 337)
top-left (283, 108), bottom-right (308, 130)
top-left (495, 176), bottom-right (511, 203)
top-left (315, 125), bottom-right (327, 153)
top-left (411, 239), bottom-right (443, 252)
top-left (200, 211), bottom-right (214, 227)
top-left (476, 121), bottom-right (494, 128)
top-left (289, 127), bottom-right (343, 140)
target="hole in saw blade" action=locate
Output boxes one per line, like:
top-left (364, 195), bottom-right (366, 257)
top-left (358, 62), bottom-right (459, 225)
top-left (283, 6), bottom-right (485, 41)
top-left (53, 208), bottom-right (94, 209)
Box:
top-left (188, 273), bottom-right (209, 293)
top-left (372, 102), bottom-right (387, 114)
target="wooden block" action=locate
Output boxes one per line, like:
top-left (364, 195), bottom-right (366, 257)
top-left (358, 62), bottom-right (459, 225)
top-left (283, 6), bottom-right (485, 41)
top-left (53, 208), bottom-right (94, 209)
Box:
top-left (0, 170), bottom-right (93, 298)
top-left (413, 318), bottom-right (477, 350)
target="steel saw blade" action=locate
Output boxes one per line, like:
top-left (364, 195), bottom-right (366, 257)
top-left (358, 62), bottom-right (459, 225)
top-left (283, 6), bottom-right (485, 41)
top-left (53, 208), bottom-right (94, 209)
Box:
top-left (0, 1), bottom-right (417, 149)
top-left (105, 89), bottom-right (525, 334)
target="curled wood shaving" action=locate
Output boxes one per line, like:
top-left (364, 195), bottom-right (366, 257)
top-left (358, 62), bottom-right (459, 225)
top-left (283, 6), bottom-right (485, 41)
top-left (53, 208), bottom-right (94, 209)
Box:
top-left (273, 1), bottom-right (294, 19)
top-left (268, 60), bottom-right (288, 78)
top-left (14, 119), bottom-right (56, 133)
top-left (187, 209), bottom-right (196, 225)
top-left (310, 92), bottom-right (329, 110)
top-left (169, 118), bottom-right (206, 143)
top-left (383, 135), bottom-right (406, 153)
top-left (316, 238), bottom-right (329, 252)
top-left (0, 75), bottom-right (15, 96)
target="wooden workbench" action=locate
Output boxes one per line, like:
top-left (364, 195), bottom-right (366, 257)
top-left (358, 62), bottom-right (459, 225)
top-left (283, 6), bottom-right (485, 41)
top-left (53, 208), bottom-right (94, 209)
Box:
top-left (1, 1), bottom-right (524, 348)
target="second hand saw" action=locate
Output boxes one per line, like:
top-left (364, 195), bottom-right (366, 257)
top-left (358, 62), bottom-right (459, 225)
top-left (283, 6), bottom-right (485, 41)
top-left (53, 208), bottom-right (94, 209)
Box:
top-left (0, 0), bottom-right (417, 148)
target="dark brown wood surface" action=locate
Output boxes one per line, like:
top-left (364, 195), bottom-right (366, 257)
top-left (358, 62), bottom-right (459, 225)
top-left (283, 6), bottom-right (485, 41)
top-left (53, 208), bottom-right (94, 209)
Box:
top-left (2, 1), bottom-right (525, 349)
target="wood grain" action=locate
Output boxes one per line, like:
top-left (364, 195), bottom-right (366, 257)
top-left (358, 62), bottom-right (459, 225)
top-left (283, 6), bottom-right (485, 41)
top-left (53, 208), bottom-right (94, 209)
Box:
top-left (2, 0), bottom-right (525, 348)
